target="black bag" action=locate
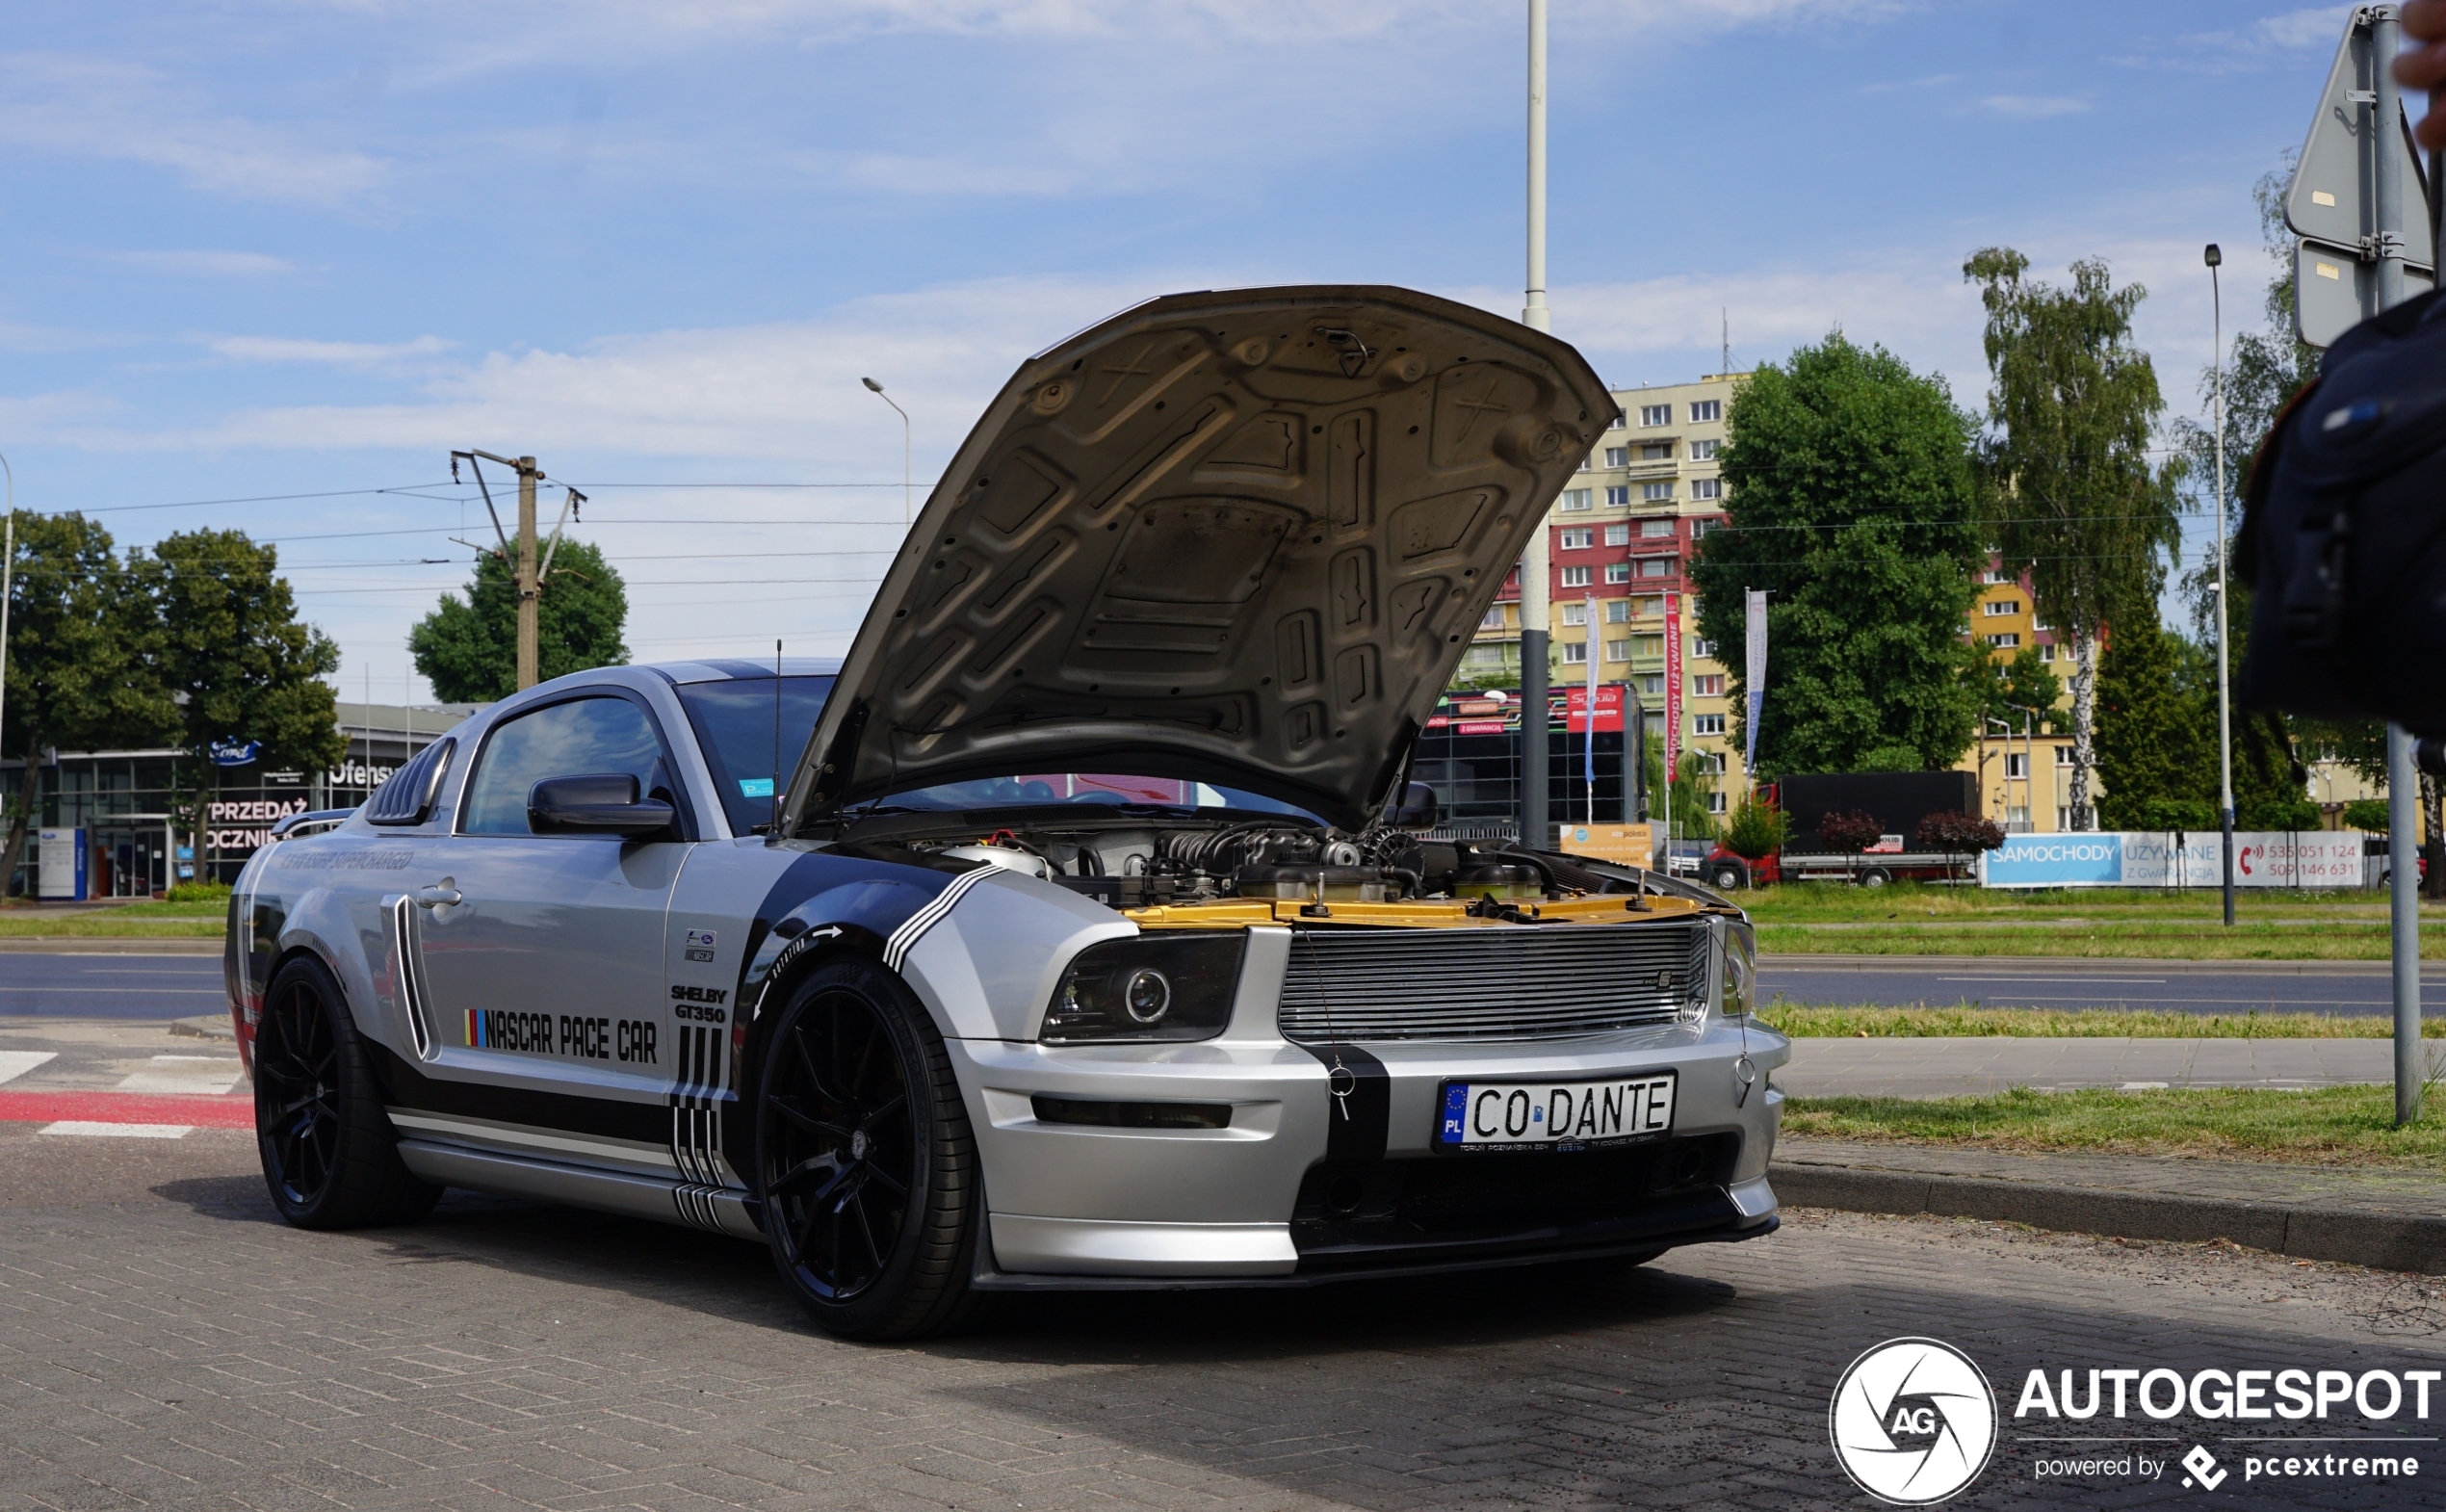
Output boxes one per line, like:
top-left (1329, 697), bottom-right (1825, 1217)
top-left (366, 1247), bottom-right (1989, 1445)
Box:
top-left (2235, 285), bottom-right (2446, 734)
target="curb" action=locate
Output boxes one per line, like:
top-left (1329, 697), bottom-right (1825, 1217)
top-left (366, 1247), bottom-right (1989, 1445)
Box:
top-left (169, 1014), bottom-right (236, 1042)
top-left (0, 939), bottom-right (221, 954)
top-left (1772, 1161), bottom-right (2446, 1274)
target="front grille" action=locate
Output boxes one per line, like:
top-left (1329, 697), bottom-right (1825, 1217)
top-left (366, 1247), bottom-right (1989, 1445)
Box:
top-left (1276, 920), bottom-right (1710, 1042)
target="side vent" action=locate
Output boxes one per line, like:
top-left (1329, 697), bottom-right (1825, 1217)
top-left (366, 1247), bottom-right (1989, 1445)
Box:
top-left (367, 737), bottom-right (455, 826)
top-left (389, 896), bottom-right (436, 1058)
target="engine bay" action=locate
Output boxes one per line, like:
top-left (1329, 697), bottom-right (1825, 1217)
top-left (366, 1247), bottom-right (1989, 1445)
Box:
top-left (903, 819), bottom-right (1653, 916)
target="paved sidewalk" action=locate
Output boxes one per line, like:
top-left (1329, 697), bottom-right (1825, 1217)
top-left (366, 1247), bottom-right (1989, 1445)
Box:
top-left (1772, 1134), bottom-right (2446, 1273)
top-left (1780, 1034), bottom-right (2430, 1097)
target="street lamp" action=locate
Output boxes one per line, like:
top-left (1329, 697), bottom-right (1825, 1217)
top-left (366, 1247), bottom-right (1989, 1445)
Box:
top-left (861, 377), bottom-right (911, 526)
top-left (2207, 243), bottom-right (2237, 928)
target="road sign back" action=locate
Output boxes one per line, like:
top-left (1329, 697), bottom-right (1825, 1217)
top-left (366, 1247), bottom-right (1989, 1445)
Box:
top-left (2286, 7), bottom-right (2433, 269)
top-left (2296, 237), bottom-right (2436, 348)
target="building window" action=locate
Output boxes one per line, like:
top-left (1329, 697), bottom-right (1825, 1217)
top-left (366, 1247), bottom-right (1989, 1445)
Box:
top-left (2055, 745), bottom-right (2072, 767)
top-left (1603, 639), bottom-right (1630, 662)
top-left (1707, 790), bottom-right (1729, 814)
top-left (1640, 404), bottom-right (1672, 427)
top-left (1604, 446), bottom-right (1628, 467)
top-left (1689, 478), bottom-right (1722, 501)
top-left (1603, 561), bottom-right (1630, 584)
top-left (1692, 516), bottom-right (1722, 537)
top-left (1604, 485), bottom-right (1631, 507)
top-left (1605, 600), bottom-right (1630, 623)
top-left (1639, 559), bottom-right (1675, 579)
top-left (1479, 606), bottom-right (1504, 629)
top-left (1639, 595), bottom-right (1668, 617)
top-left (1982, 568), bottom-right (2009, 585)
top-left (1636, 635), bottom-right (1664, 658)
top-left (1640, 442), bottom-right (1674, 460)
top-left (2005, 752), bottom-right (2029, 779)
top-left (1560, 487), bottom-right (1593, 511)
top-left (1640, 519), bottom-right (1676, 537)
top-left (1560, 527), bottom-right (1595, 549)
top-left (1609, 411), bottom-right (1627, 430)
top-left (1561, 602), bottom-right (1588, 625)
top-left (1692, 638), bottom-right (1717, 659)
top-left (1690, 399), bottom-right (1722, 422)
top-left (1694, 714), bottom-right (1727, 736)
top-left (1642, 482), bottom-right (1674, 502)
top-left (1640, 674), bottom-right (1665, 696)
top-left (2039, 642), bottom-right (2055, 663)
top-left (1701, 751), bottom-right (1728, 776)
top-left (1689, 438), bottom-right (1720, 460)
top-left (1562, 640), bottom-right (1589, 665)
top-left (1603, 523), bottom-right (1630, 546)
top-left (1693, 674), bottom-right (1726, 696)
top-left (1984, 633), bottom-right (2020, 648)
top-left (1983, 600), bottom-right (2020, 616)
top-left (1561, 565), bottom-right (1592, 587)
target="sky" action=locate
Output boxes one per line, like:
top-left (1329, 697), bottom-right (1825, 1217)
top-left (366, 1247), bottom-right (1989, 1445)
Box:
top-left (0, 1), bottom-right (2388, 702)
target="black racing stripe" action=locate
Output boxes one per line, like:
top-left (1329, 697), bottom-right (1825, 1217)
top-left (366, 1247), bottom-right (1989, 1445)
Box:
top-left (371, 1043), bottom-right (668, 1145)
top-left (1297, 1041), bottom-right (1390, 1162)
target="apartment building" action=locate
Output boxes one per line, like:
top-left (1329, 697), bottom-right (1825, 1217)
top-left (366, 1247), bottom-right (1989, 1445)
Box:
top-left (1961, 566), bottom-right (2086, 832)
top-left (1467, 373), bottom-right (1745, 817)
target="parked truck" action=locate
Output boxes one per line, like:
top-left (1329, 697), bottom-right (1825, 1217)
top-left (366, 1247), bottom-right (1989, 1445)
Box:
top-left (1701, 770), bottom-right (1983, 890)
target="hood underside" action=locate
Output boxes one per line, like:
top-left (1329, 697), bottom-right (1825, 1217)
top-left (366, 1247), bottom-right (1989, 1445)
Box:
top-left (786, 285), bottom-right (1613, 832)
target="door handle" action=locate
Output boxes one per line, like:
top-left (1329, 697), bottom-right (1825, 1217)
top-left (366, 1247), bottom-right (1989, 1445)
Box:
top-left (411, 882), bottom-right (462, 910)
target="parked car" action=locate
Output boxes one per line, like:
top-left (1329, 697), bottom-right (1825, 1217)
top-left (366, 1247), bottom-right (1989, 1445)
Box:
top-left (225, 286), bottom-right (1787, 1339)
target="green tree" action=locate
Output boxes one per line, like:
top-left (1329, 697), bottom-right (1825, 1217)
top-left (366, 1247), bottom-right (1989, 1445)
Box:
top-left (1969, 646), bottom-right (2064, 734)
top-left (1722, 791), bottom-right (1788, 863)
top-left (0, 512), bottom-right (177, 894)
top-left (410, 539), bottom-right (629, 702)
top-left (1964, 248), bottom-right (2186, 830)
top-left (1692, 334), bottom-right (1985, 778)
top-left (134, 530), bottom-right (344, 871)
top-left (2093, 607), bottom-right (2214, 830)
top-left (1640, 733), bottom-right (1720, 841)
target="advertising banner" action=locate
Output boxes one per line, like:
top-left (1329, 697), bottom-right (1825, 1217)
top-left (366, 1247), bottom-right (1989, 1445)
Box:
top-left (1663, 597), bottom-right (1682, 772)
top-left (1981, 831), bottom-right (2369, 889)
top-left (1743, 587), bottom-right (1767, 776)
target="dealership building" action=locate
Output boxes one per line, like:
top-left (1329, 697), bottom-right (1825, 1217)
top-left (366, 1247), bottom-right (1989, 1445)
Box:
top-left (2, 701), bottom-right (473, 899)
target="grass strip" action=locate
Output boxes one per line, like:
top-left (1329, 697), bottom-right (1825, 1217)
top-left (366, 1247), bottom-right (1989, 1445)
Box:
top-left (1759, 1004), bottom-right (2444, 1038)
top-left (0, 916), bottom-right (221, 938)
top-left (1781, 1085), bottom-right (2446, 1166)
top-left (1735, 879), bottom-right (2419, 923)
top-left (1753, 923), bottom-right (2426, 960)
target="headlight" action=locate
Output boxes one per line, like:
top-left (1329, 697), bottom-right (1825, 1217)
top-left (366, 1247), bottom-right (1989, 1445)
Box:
top-left (1043, 933), bottom-right (1246, 1043)
top-left (1722, 916), bottom-right (1757, 1020)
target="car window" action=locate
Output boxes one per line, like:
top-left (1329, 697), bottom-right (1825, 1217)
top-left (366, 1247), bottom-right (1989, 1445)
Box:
top-left (673, 675), bottom-right (835, 835)
top-left (460, 695), bottom-right (677, 837)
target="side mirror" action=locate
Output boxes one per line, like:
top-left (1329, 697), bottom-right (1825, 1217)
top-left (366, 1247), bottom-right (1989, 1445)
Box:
top-left (529, 773), bottom-right (677, 839)
top-left (1389, 781), bottom-right (1440, 828)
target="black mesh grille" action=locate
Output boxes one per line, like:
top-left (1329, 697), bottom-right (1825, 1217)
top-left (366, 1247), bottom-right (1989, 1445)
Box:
top-left (1277, 920), bottom-right (1710, 1042)
top-left (366, 737), bottom-right (454, 826)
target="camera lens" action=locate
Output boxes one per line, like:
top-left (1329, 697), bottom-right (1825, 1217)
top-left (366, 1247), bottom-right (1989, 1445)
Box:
top-left (1123, 968), bottom-right (1171, 1023)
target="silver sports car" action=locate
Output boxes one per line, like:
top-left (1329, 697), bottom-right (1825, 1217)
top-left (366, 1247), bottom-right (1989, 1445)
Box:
top-left (225, 286), bottom-right (1788, 1339)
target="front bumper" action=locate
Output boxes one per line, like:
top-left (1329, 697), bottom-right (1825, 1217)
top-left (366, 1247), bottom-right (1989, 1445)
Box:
top-left (947, 977), bottom-right (1789, 1284)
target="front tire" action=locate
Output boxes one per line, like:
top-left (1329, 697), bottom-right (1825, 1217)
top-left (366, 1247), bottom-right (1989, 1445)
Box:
top-left (1709, 863), bottom-right (1746, 891)
top-left (1859, 867), bottom-right (1891, 888)
top-left (253, 954), bottom-right (441, 1229)
top-left (756, 956), bottom-right (986, 1340)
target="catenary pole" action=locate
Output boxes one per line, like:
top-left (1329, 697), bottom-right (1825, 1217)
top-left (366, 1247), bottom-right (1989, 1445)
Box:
top-left (2209, 245), bottom-right (2236, 928)
top-left (2374, 4), bottom-right (2422, 1125)
top-left (1518, 0), bottom-right (1551, 852)
top-left (515, 456), bottom-right (539, 691)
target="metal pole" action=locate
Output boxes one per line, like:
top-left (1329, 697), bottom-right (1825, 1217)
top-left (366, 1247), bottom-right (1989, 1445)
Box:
top-left (1517, 0), bottom-right (1550, 852)
top-left (514, 456), bottom-right (540, 691)
top-left (2209, 246), bottom-right (2236, 926)
top-left (862, 378), bottom-right (912, 526)
top-left (0, 453), bottom-right (14, 781)
top-left (2375, 6), bottom-right (2422, 1125)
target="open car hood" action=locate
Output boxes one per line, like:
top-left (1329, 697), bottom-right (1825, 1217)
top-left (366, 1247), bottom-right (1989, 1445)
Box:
top-left (784, 285), bottom-right (1612, 832)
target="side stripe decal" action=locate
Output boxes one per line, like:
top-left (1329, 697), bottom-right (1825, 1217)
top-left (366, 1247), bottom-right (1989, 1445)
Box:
top-left (668, 1022), bottom-right (729, 1189)
top-left (881, 864), bottom-right (992, 972)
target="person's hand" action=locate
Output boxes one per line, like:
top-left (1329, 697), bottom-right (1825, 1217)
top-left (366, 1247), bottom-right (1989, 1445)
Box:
top-left (2399, 0), bottom-right (2446, 151)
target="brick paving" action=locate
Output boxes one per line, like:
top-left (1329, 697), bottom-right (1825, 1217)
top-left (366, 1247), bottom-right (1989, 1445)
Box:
top-left (0, 1125), bottom-right (2439, 1511)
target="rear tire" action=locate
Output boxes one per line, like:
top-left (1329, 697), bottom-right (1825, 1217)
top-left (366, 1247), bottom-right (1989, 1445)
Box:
top-left (756, 956), bottom-right (989, 1341)
top-left (253, 954), bottom-right (441, 1230)
top-left (1708, 863), bottom-right (1745, 891)
top-left (1859, 867), bottom-right (1891, 888)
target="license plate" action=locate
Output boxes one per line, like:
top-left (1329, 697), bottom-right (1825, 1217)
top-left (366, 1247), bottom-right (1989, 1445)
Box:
top-left (1436, 1073), bottom-right (1677, 1152)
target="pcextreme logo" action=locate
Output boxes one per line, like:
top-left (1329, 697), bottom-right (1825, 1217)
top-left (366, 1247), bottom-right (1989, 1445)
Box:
top-left (1830, 1338), bottom-right (1999, 1504)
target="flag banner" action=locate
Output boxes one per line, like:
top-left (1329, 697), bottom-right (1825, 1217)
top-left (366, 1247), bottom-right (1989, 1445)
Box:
top-left (1584, 594), bottom-right (1600, 798)
top-left (1664, 597), bottom-right (1683, 774)
top-left (1744, 588), bottom-right (1768, 776)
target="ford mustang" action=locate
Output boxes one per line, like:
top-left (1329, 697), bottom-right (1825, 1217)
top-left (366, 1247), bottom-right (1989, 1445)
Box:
top-left (226, 285), bottom-right (1788, 1339)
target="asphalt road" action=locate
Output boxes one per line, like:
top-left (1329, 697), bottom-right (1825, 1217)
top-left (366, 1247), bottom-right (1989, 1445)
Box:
top-left (0, 951), bottom-right (225, 1019)
top-left (1760, 956), bottom-right (2438, 1017)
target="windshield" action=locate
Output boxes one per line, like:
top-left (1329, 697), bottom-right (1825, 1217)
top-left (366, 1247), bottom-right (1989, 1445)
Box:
top-left (879, 772), bottom-right (1319, 821)
top-left (673, 675), bottom-right (836, 835)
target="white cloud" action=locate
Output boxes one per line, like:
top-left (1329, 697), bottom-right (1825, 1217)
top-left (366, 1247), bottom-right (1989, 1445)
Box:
top-left (1980, 94), bottom-right (2093, 119)
top-left (106, 249), bottom-right (299, 278)
top-left (2110, 5), bottom-right (2353, 73)
top-left (0, 54), bottom-right (384, 205)
top-left (210, 334), bottom-right (455, 365)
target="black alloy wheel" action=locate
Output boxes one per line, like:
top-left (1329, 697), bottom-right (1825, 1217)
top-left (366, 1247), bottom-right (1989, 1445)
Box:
top-left (253, 954), bottom-right (441, 1229)
top-left (757, 956), bottom-right (986, 1340)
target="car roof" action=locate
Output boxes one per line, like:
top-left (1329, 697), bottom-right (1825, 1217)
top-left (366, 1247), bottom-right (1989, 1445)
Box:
top-left (652, 657), bottom-right (845, 685)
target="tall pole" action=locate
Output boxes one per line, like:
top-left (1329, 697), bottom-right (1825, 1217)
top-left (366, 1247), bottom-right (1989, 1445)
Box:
top-left (0, 453), bottom-right (14, 784)
top-left (2375, 4), bottom-right (2422, 1126)
top-left (2209, 245), bottom-right (2236, 927)
top-left (1517, 0), bottom-right (1551, 852)
top-left (863, 378), bottom-right (912, 526)
top-left (515, 456), bottom-right (539, 691)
